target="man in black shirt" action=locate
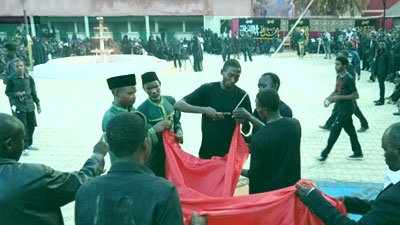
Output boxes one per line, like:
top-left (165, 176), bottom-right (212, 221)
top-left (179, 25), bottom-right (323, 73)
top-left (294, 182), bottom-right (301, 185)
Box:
top-left (233, 72), bottom-right (292, 134)
top-left (5, 59), bottom-right (41, 155)
top-left (318, 57), bottom-right (363, 162)
top-left (320, 50), bottom-right (369, 132)
top-left (174, 59), bottom-right (252, 159)
top-left (75, 112), bottom-right (184, 225)
top-left (241, 89), bottom-right (301, 194)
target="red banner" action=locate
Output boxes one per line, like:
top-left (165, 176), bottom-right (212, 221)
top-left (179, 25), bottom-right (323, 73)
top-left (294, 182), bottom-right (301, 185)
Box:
top-left (164, 125), bottom-right (347, 225)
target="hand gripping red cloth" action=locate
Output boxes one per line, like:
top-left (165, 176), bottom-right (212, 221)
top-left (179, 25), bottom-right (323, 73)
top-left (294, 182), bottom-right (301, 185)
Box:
top-left (163, 125), bottom-right (347, 225)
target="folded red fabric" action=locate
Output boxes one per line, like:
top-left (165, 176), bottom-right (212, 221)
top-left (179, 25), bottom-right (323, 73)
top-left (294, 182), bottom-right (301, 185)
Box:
top-left (164, 125), bottom-right (347, 225)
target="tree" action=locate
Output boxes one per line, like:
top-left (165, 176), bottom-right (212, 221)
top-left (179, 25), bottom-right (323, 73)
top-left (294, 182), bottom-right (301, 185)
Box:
top-left (293, 0), bottom-right (370, 16)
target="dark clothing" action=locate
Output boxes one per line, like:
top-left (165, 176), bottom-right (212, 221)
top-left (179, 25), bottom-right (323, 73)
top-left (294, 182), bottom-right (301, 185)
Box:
top-left (222, 38), bottom-right (231, 62)
top-left (322, 74), bottom-right (362, 157)
top-left (233, 37), bottom-right (241, 54)
top-left (241, 35), bottom-right (253, 62)
top-left (5, 73), bottom-right (40, 113)
top-left (102, 103), bottom-right (158, 164)
top-left (15, 111), bottom-right (37, 148)
top-left (249, 118), bottom-right (301, 194)
top-left (75, 162), bottom-right (184, 225)
top-left (253, 100), bottom-right (293, 121)
top-left (301, 181), bottom-right (400, 225)
top-left (325, 102), bottom-right (368, 129)
top-left (375, 50), bottom-right (393, 77)
top-left (171, 39), bottom-right (182, 68)
top-left (184, 82), bottom-right (252, 159)
top-left (192, 41), bottom-right (203, 72)
top-left (3, 56), bottom-right (18, 84)
top-left (322, 111), bottom-right (362, 157)
top-left (0, 155), bottom-right (105, 225)
top-left (375, 50), bottom-right (392, 101)
top-left (138, 96), bottom-right (182, 177)
top-left (335, 74), bottom-right (357, 114)
top-left (348, 49), bottom-right (361, 76)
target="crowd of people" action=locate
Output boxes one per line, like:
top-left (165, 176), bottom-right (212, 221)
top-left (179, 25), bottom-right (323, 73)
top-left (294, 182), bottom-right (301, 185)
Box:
top-left (1, 56), bottom-right (399, 224)
top-left (0, 23), bottom-right (400, 225)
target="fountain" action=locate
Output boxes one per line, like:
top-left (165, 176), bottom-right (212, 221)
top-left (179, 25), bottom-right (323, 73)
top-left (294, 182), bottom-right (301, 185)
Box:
top-left (33, 17), bottom-right (167, 79)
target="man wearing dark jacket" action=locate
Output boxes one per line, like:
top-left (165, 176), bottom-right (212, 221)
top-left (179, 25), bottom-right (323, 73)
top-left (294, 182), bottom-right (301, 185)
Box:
top-left (296, 122), bottom-right (400, 225)
top-left (241, 32), bottom-right (253, 62)
top-left (170, 36), bottom-right (182, 68)
top-left (75, 112), bottom-right (184, 225)
top-left (374, 41), bottom-right (393, 106)
top-left (0, 113), bottom-right (107, 225)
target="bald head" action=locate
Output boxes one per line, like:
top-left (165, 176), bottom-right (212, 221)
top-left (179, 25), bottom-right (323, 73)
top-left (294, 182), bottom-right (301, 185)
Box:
top-left (383, 122), bottom-right (400, 147)
top-left (0, 113), bottom-right (24, 141)
top-left (382, 122), bottom-right (400, 171)
top-left (0, 113), bottom-right (25, 160)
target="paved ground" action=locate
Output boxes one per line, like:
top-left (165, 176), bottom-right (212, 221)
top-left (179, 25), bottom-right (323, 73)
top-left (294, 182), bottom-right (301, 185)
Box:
top-left (1, 53), bottom-right (398, 224)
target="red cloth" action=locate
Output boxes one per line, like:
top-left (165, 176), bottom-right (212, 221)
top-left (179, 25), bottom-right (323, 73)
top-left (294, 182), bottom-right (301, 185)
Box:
top-left (164, 125), bottom-right (347, 225)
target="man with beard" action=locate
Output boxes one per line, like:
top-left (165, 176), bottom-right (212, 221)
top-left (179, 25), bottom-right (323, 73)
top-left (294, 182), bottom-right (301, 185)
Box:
top-left (138, 72), bottom-right (183, 177)
top-left (175, 59), bottom-right (252, 159)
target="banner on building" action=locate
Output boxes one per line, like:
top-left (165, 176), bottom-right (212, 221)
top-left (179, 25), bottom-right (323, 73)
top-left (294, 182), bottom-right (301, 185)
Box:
top-left (355, 19), bottom-right (377, 31)
top-left (288, 19), bottom-right (310, 41)
top-left (239, 18), bottom-right (281, 40)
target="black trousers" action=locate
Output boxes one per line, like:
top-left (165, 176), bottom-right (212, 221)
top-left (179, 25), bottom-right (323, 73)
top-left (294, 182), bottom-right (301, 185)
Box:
top-left (322, 110), bottom-right (362, 157)
top-left (377, 73), bottom-right (386, 102)
top-left (242, 48), bottom-right (253, 62)
top-left (222, 50), bottom-right (231, 62)
top-left (173, 53), bottom-right (181, 68)
top-left (369, 60), bottom-right (375, 80)
top-left (325, 102), bottom-right (368, 128)
top-left (14, 111), bottom-right (37, 149)
top-left (193, 59), bottom-right (203, 72)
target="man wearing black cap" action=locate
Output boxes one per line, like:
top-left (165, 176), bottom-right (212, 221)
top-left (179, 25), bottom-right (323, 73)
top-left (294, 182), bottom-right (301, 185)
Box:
top-left (2, 43), bottom-right (18, 84)
top-left (0, 113), bottom-right (108, 225)
top-left (138, 71), bottom-right (183, 177)
top-left (174, 59), bottom-right (252, 159)
top-left (103, 74), bottom-right (158, 164)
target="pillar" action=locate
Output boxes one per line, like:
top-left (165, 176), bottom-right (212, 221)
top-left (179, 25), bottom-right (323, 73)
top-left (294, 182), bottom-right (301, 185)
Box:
top-left (84, 16), bottom-right (90, 38)
top-left (127, 20), bottom-right (132, 32)
top-left (29, 16), bottom-right (36, 37)
top-left (145, 16), bottom-right (150, 40)
top-left (155, 20), bottom-right (159, 32)
top-left (182, 20), bottom-right (186, 32)
top-left (74, 21), bottom-right (78, 33)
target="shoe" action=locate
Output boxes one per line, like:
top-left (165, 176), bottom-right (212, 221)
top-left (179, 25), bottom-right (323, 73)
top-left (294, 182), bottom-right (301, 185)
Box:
top-left (375, 101), bottom-right (384, 106)
top-left (28, 145), bottom-right (39, 151)
top-left (22, 149), bottom-right (29, 156)
top-left (373, 100), bottom-right (380, 103)
top-left (368, 79), bottom-right (375, 83)
top-left (357, 127), bottom-right (369, 132)
top-left (319, 125), bottom-right (331, 130)
top-left (317, 155), bottom-right (327, 162)
top-left (324, 57), bottom-right (327, 59)
top-left (346, 154), bottom-right (363, 160)
top-left (394, 112), bottom-right (400, 116)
